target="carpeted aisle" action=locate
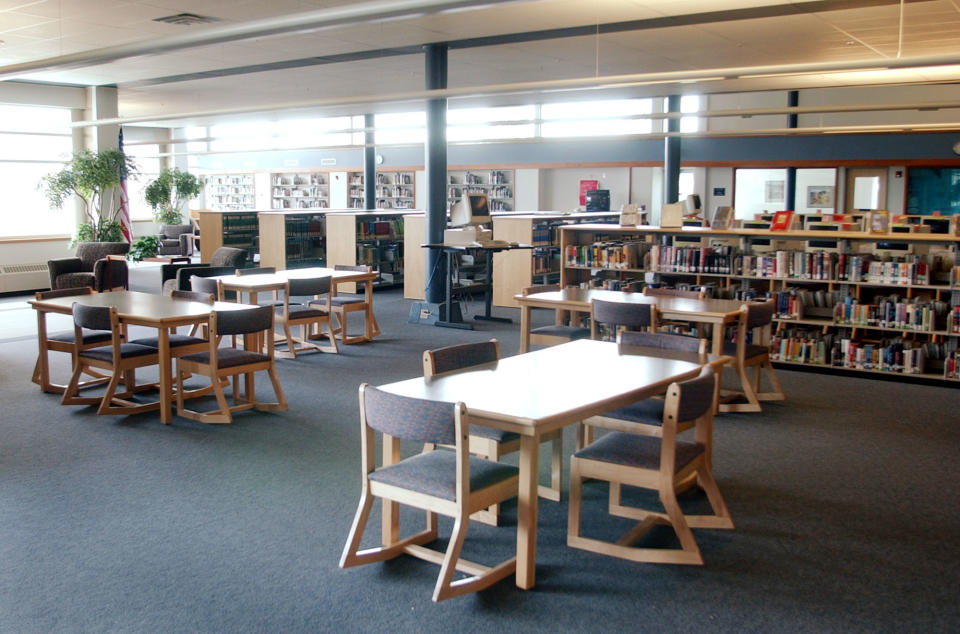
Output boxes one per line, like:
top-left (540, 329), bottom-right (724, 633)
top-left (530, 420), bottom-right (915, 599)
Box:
top-left (0, 271), bottom-right (958, 633)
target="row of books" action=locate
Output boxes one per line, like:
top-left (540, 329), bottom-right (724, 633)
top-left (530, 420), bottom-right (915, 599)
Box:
top-left (944, 351), bottom-right (960, 379)
top-left (770, 329), bottom-right (928, 374)
top-left (357, 243), bottom-right (401, 265)
top-left (649, 245), bottom-right (734, 274)
top-left (735, 251), bottom-right (835, 280)
top-left (774, 289), bottom-right (843, 319)
top-left (565, 241), bottom-right (646, 269)
top-left (532, 249), bottom-right (560, 275)
top-left (357, 220), bottom-right (403, 239)
top-left (833, 297), bottom-right (952, 332)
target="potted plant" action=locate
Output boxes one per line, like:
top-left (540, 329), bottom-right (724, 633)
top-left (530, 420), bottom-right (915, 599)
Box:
top-left (127, 235), bottom-right (160, 262)
top-left (39, 148), bottom-right (138, 246)
top-left (145, 167), bottom-right (204, 225)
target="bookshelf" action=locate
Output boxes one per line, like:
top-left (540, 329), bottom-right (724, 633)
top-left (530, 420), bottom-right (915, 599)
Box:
top-left (203, 174), bottom-right (256, 211)
top-left (326, 210), bottom-right (408, 290)
top-left (447, 169), bottom-right (513, 212)
top-left (347, 171), bottom-right (416, 209)
top-left (492, 212), bottom-right (619, 307)
top-left (270, 171), bottom-right (329, 209)
top-left (258, 210), bottom-right (329, 270)
top-left (196, 209), bottom-right (258, 264)
top-left (559, 223), bottom-right (960, 383)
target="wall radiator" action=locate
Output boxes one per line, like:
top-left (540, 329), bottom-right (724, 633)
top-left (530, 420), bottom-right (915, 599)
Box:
top-left (0, 263), bottom-right (49, 293)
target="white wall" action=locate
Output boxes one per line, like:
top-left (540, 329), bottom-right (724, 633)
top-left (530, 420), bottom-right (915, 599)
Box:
top-left (539, 167), bottom-right (630, 212)
top-left (514, 168), bottom-right (539, 211)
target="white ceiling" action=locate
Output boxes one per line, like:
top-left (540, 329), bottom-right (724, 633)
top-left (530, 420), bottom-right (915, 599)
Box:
top-left (2, 0), bottom-right (960, 125)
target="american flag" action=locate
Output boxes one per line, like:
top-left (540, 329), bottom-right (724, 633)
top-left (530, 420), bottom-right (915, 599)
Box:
top-left (117, 127), bottom-right (133, 243)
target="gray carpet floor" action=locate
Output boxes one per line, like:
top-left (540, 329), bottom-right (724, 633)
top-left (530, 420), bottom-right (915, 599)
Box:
top-left (1, 264), bottom-right (958, 633)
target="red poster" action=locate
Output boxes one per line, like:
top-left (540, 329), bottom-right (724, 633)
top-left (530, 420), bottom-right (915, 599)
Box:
top-left (579, 179), bottom-right (598, 206)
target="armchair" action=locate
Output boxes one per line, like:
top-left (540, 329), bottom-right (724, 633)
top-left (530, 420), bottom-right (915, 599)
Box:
top-left (48, 241), bottom-right (130, 291)
top-left (160, 246), bottom-right (247, 295)
top-left (156, 224), bottom-right (195, 257)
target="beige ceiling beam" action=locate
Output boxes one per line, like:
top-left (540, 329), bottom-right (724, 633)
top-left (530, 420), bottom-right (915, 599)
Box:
top-left (0, 0), bottom-right (524, 81)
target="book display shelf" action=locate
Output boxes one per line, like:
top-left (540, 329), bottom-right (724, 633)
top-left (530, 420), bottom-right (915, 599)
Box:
top-left (326, 210), bottom-right (408, 290)
top-left (258, 210), bottom-right (329, 269)
top-left (203, 174), bottom-right (256, 211)
top-left (347, 171), bottom-right (416, 209)
top-left (560, 223), bottom-right (960, 383)
top-left (270, 172), bottom-right (329, 209)
top-left (196, 209), bottom-right (259, 264)
top-left (447, 169), bottom-right (513, 212)
top-left (492, 212), bottom-right (619, 307)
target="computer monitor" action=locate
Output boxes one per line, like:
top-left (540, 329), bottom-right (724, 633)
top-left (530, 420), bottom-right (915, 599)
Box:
top-left (450, 193), bottom-right (491, 227)
top-left (585, 189), bottom-right (610, 211)
top-left (683, 194), bottom-right (701, 216)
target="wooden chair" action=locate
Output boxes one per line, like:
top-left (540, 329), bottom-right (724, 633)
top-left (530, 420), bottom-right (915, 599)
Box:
top-left (422, 339), bottom-right (563, 525)
top-left (590, 298), bottom-right (658, 341)
top-left (189, 275), bottom-right (223, 300)
top-left (568, 366), bottom-right (734, 565)
top-left (274, 276), bottom-right (339, 358)
top-left (719, 298), bottom-right (785, 413)
top-left (61, 304), bottom-right (160, 415)
top-left (128, 291), bottom-right (212, 365)
top-left (175, 305), bottom-right (287, 424)
top-left (522, 284), bottom-right (589, 348)
top-left (644, 285), bottom-right (707, 336)
top-left (327, 264), bottom-right (380, 344)
top-left (340, 384), bottom-right (519, 602)
top-left (32, 287), bottom-right (112, 394)
top-left (236, 267), bottom-right (286, 308)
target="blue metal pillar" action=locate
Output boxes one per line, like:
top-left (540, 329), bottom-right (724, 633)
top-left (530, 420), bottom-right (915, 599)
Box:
top-left (785, 90), bottom-right (799, 210)
top-left (424, 43), bottom-right (448, 304)
top-left (364, 113), bottom-right (376, 210)
top-left (664, 95), bottom-right (681, 206)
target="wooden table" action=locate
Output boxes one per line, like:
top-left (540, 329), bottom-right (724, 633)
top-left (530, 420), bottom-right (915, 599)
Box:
top-left (30, 291), bottom-right (254, 424)
top-left (215, 267), bottom-right (380, 342)
top-left (378, 338), bottom-right (708, 590)
top-left (515, 288), bottom-right (745, 356)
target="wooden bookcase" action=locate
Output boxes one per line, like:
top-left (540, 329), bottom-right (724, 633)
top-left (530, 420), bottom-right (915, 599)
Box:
top-left (196, 209), bottom-right (259, 264)
top-left (447, 169), bottom-right (513, 212)
top-left (270, 171), bottom-right (330, 209)
top-left (326, 210), bottom-right (409, 291)
top-left (203, 174), bottom-right (256, 211)
top-left (491, 212), bottom-right (619, 307)
top-left (258, 210), bottom-right (329, 270)
top-left (560, 223), bottom-right (960, 383)
top-left (346, 171), bottom-right (416, 209)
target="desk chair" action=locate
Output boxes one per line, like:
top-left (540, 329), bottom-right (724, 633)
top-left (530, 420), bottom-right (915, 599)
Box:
top-left (327, 264), bottom-right (380, 344)
top-left (61, 304), bottom-right (160, 415)
top-left (643, 285), bottom-right (707, 336)
top-left (568, 366), bottom-right (733, 565)
top-left (32, 287), bottom-right (112, 394)
top-left (522, 284), bottom-right (589, 347)
top-left (720, 298), bottom-right (785, 413)
top-left (235, 266), bottom-right (286, 307)
top-left (422, 339), bottom-right (563, 525)
top-left (590, 298), bottom-right (658, 341)
top-left (340, 384), bottom-right (519, 602)
top-left (275, 277), bottom-right (338, 358)
top-left (175, 305), bottom-right (287, 424)
top-left (128, 292), bottom-right (212, 372)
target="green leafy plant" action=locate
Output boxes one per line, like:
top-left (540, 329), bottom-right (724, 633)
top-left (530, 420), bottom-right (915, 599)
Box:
top-left (127, 235), bottom-right (160, 262)
top-left (145, 168), bottom-right (203, 225)
top-left (39, 149), bottom-right (137, 244)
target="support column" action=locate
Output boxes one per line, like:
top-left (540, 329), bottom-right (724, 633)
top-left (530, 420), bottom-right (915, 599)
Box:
top-left (423, 44), bottom-right (448, 305)
top-left (785, 90), bottom-right (798, 210)
top-left (364, 113), bottom-right (376, 210)
top-left (663, 95), bottom-right (681, 207)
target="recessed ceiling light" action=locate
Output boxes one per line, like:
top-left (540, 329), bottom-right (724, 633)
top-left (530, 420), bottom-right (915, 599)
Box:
top-left (153, 13), bottom-right (220, 26)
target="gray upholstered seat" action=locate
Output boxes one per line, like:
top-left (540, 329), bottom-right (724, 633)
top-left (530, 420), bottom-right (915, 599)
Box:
top-left (48, 242), bottom-right (129, 291)
top-left (574, 431), bottom-right (704, 471)
top-left (368, 449), bottom-right (518, 501)
top-left (156, 224), bottom-right (195, 256)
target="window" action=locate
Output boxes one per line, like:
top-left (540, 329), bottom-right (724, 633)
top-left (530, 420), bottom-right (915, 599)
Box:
top-left (734, 168), bottom-right (787, 219)
top-left (447, 105), bottom-right (536, 142)
top-left (662, 95), bottom-right (701, 133)
top-left (0, 105), bottom-right (74, 238)
top-left (374, 112), bottom-right (426, 145)
top-left (124, 143), bottom-right (163, 221)
top-left (541, 99), bottom-right (653, 137)
top-left (209, 117), bottom-right (357, 153)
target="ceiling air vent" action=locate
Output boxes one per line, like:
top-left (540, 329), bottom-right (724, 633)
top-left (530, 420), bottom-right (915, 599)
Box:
top-left (153, 13), bottom-right (220, 26)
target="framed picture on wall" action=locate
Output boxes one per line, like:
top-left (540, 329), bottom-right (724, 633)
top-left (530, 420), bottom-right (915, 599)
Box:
top-left (806, 185), bottom-right (835, 208)
top-left (867, 209), bottom-right (890, 234)
top-left (764, 180), bottom-right (785, 203)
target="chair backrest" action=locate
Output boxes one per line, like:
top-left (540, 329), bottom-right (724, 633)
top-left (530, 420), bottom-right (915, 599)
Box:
top-left (36, 287), bottom-right (94, 300)
top-left (215, 305), bottom-right (274, 336)
top-left (643, 286), bottom-right (705, 300)
top-left (160, 224), bottom-right (193, 239)
top-left (745, 298), bottom-right (776, 329)
top-left (190, 275), bottom-right (222, 299)
top-left (210, 247), bottom-right (248, 268)
top-left (75, 242), bottom-right (129, 270)
top-left (72, 303), bottom-right (115, 332)
top-left (360, 384), bottom-right (458, 446)
top-left (619, 330), bottom-right (706, 354)
top-left (521, 283), bottom-right (559, 296)
top-left (591, 299), bottom-right (655, 340)
top-left (96, 255), bottom-right (129, 291)
top-left (172, 289), bottom-right (214, 303)
top-left (236, 266), bottom-right (276, 276)
top-left (423, 339), bottom-right (500, 378)
top-left (664, 366), bottom-right (716, 429)
top-left (287, 275), bottom-right (331, 297)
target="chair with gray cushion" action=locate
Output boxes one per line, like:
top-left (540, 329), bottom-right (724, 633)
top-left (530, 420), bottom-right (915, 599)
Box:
top-left (568, 366), bottom-right (734, 565)
top-left (323, 264), bottom-right (380, 344)
top-left (160, 246), bottom-right (247, 295)
top-left (61, 304), bottom-right (160, 416)
top-left (522, 284), bottom-right (589, 348)
top-left (274, 276), bottom-right (338, 358)
top-left (590, 297), bottom-right (658, 341)
top-left (340, 384), bottom-right (519, 602)
top-left (48, 241), bottom-right (130, 291)
top-left (156, 224), bottom-right (195, 256)
top-left (719, 298), bottom-right (785, 413)
top-left (422, 339), bottom-right (564, 523)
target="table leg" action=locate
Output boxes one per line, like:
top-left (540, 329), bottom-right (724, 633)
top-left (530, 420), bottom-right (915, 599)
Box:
top-left (474, 249), bottom-right (511, 324)
top-left (364, 277), bottom-right (379, 340)
top-left (519, 305), bottom-right (531, 354)
top-left (158, 328), bottom-right (172, 424)
top-left (34, 309), bottom-right (52, 392)
top-left (710, 317), bottom-right (725, 356)
top-left (516, 434), bottom-right (540, 589)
